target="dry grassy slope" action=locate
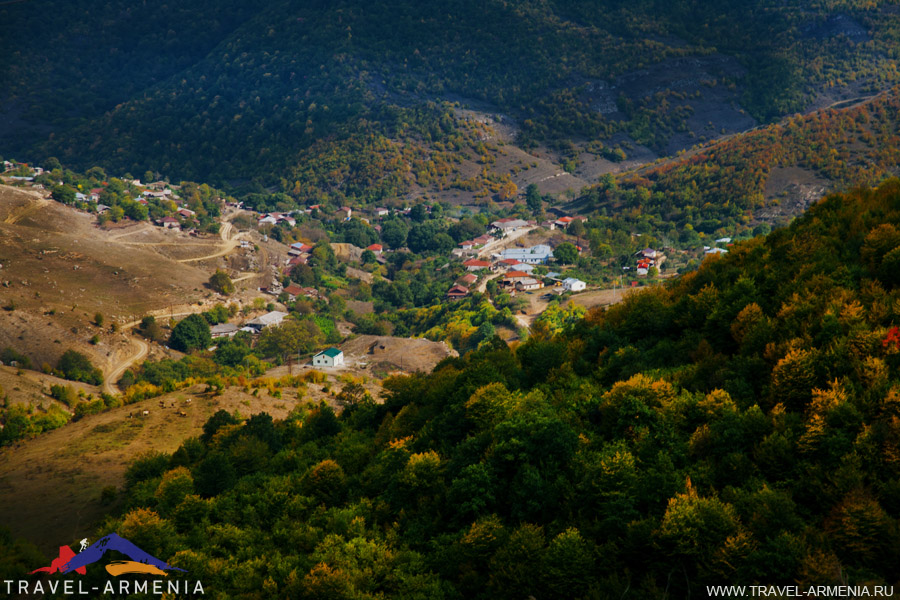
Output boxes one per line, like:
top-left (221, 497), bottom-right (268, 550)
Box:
top-left (0, 364), bottom-right (101, 409)
top-left (0, 185), bottom-right (221, 370)
top-left (0, 384), bottom-right (297, 553)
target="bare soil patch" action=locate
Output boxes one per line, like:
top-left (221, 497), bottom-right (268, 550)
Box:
top-left (569, 287), bottom-right (629, 310)
top-left (339, 335), bottom-right (457, 375)
top-left (761, 166), bottom-right (830, 222)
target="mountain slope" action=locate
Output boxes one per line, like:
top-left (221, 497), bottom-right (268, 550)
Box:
top-left (577, 87), bottom-right (900, 243)
top-left (101, 180), bottom-right (900, 597)
top-left (3, 0), bottom-right (899, 199)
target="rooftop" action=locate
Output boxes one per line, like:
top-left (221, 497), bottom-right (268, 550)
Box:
top-left (316, 347), bottom-right (343, 358)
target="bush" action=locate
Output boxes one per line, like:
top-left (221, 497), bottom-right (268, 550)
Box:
top-left (0, 348), bottom-right (31, 369)
top-left (100, 485), bottom-right (118, 505)
top-left (49, 384), bottom-right (76, 406)
top-left (57, 350), bottom-right (103, 385)
top-left (139, 315), bottom-right (167, 343)
top-left (208, 270), bottom-right (235, 295)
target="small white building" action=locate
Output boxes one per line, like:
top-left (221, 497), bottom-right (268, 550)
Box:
top-left (313, 347), bottom-right (345, 367)
top-left (562, 277), bottom-right (586, 292)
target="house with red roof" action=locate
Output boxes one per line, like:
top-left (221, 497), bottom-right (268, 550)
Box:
top-left (290, 242), bottom-right (314, 253)
top-left (283, 284), bottom-right (304, 300)
top-left (495, 258), bottom-right (522, 270)
top-left (463, 259), bottom-right (491, 272)
top-left (366, 243), bottom-right (383, 254)
top-left (458, 273), bottom-right (478, 286)
top-left (502, 270), bottom-right (532, 287)
top-left (446, 284), bottom-right (469, 300)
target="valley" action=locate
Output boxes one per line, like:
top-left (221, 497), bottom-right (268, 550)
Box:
top-left (2, 0), bottom-right (900, 596)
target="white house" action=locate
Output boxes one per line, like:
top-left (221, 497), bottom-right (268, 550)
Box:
top-left (490, 218), bottom-right (529, 236)
top-left (244, 310), bottom-right (289, 332)
top-left (499, 244), bottom-right (554, 264)
top-left (562, 277), bottom-right (586, 292)
top-left (313, 347), bottom-right (344, 367)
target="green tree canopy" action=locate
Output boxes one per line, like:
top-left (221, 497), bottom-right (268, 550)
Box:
top-left (553, 242), bottom-right (578, 264)
top-left (208, 270), bottom-right (234, 295)
top-left (169, 314), bottom-right (212, 352)
top-left (257, 318), bottom-right (324, 362)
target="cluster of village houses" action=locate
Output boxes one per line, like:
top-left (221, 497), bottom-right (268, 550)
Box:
top-left (631, 247), bottom-right (666, 276)
top-left (446, 214), bottom-right (591, 299)
top-left (2, 161), bottom-right (44, 181)
top-left (0, 163), bottom-right (218, 232)
top-left (247, 203), bottom-right (595, 302)
top-left (209, 309), bottom-right (345, 367)
top-left (447, 244), bottom-right (587, 299)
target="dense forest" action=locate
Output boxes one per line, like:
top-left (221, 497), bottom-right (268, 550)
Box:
top-left (3, 0), bottom-right (900, 197)
top-left (13, 181), bottom-right (893, 597)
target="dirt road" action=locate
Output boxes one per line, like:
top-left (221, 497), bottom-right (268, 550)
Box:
top-left (176, 221), bottom-right (241, 262)
top-left (104, 303), bottom-right (227, 394)
top-left (103, 337), bottom-right (148, 395)
top-left (476, 272), bottom-right (503, 293)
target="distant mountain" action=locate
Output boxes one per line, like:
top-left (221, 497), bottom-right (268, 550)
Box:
top-left (1, 0), bottom-right (898, 201)
top-left (60, 533), bottom-right (184, 574)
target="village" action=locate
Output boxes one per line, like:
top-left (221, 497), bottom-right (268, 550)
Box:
top-left (0, 158), bottom-right (726, 383)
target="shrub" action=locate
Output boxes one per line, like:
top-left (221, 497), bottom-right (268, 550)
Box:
top-left (57, 350), bottom-right (103, 385)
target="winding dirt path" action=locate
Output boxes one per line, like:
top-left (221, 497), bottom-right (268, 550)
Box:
top-left (176, 221), bottom-right (240, 263)
top-left (104, 304), bottom-right (226, 394)
top-left (103, 337), bottom-right (148, 395)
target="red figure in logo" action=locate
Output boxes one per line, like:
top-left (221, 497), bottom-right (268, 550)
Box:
top-left (30, 546), bottom-right (87, 575)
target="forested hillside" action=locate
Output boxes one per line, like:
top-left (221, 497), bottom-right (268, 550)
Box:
top-left (3, 0), bottom-right (900, 196)
top-left (581, 88), bottom-right (900, 241)
top-left (69, 181), bottom-right (900, 597)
